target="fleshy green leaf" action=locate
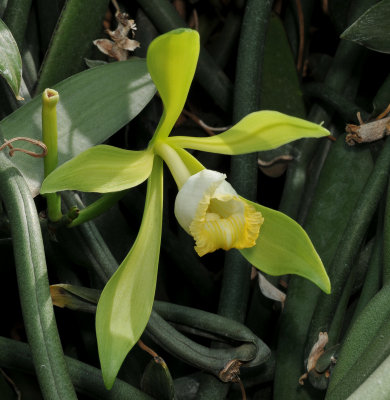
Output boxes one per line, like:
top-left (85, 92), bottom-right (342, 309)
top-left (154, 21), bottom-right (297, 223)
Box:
top-left (147, 29), bottom-right (200, 141)
top-left (96, 157), bottom-right (163, 389)
top-left (0, 18), bottom-right (22, 99)
top-left (341, 0), bottom-right (390, 54)
top-left (41, 145), bottom-right (154, 194)
top-left (166, 111), bottom-right (330, 155)
top-left (0, 58), bottom-right (155, 196)
top-left (240, 200), bottom-right (331, 294)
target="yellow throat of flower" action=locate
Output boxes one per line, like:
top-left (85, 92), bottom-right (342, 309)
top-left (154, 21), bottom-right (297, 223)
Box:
top-left (174, 170), bottom-right (264, 256)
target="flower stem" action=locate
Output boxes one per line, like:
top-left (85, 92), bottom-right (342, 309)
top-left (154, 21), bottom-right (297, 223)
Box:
top-left (154, 141), bottom-right (191, 189)
top-left (67, 191), bottom-right (127, 228)
top-left (42, 88), bottom-right (62, 222)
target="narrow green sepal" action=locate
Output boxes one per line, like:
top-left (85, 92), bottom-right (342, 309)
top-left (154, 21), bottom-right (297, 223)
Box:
top-left (240, 200), bottom-right (331, 294)
top-left (40, 146), bottom-right (154, 194)
top-left (96, 157), bottom-right (164, 389)
top-left (147, 29), bottom-right (200, 141)
top-left (166, 110), bottom-right (330, 154)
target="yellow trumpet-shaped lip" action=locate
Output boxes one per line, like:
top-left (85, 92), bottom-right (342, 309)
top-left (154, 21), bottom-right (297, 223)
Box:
top-left (174, 170), bottom-right (264, 256)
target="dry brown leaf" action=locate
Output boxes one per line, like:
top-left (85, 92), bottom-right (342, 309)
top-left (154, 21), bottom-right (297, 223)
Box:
top-left (94, 11), bottom-right (140, 61)
top-left (299, 332), bottom-right (328, 385)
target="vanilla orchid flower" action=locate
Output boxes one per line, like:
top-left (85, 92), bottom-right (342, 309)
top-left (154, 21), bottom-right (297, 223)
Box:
top-left (174, 169), bottom-right (264, 256)
top-left (41, 28), bottom-right (331, 389)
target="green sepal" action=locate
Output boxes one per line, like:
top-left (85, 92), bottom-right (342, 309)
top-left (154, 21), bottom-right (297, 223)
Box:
top-left (147, 29), bottom-right (200, 141)
top-left (167, 110), bottom-right (330, 154)
top-left (240, 200), bottom-right (331, 294)
top-left (40, 145), bottom-right (154, 194)
top-left (96, 157), bottom-right (163, 389)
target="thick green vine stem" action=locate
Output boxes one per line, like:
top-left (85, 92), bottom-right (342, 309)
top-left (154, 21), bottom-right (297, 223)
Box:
top-left (67, 191), bottom-right (127, 228)
top-left (35, 0), bottom-right (110, 94)
top-left (2, 0), bottom-right (32, 50)
top-left (307, 138), bottom-right (390, 357)
top-left (303, 82), bottom-right (370, 122)
top-left (0, 152), bottom-right (77, 399)
top-left (0, 336), bottom-right (153, 400)
top-left (197, 1), bottom-right (273, 398)
top-left (42, 88), bottom-right (62, 222)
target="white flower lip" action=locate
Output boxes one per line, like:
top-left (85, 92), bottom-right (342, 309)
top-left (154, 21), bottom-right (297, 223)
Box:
top-left (174, 169), bottom-right (229, 233)
top-left (174, 169), bottom-right (263, 256)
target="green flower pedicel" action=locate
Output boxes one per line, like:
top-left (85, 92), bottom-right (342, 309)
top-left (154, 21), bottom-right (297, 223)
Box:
top-left (41, 28), bottom-right (331, 388)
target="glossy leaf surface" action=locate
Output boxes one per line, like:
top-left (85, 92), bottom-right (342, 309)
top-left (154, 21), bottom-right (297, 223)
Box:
top-left (341, 0), bottom-right (390, 54)
top-left (41, 145), bottom-right (154, 193)
top-left (240, 200), bottom-right (331, 294)
top-left (96, 158), bottom-right (163, 389)
top-left (0, 18), bottom-right (22, 99)
top-left (167, 111), bottom-right (330, 155)
top-left (0, 58), bottom-right (155, 196)
top-left (147, 29), bottom-right (199, 140)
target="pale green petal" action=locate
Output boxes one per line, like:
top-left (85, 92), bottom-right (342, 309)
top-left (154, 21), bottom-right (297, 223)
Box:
top-left (240, 200), bottom-right (331, 294)
top-left (147, 29), bottom-right (200, 141)
top-left (96, 157), bottom-right (163, 389)
top-left (40, 145), bottom-right (154, 194)
top-left (167, 110), bottom-right (330, 154)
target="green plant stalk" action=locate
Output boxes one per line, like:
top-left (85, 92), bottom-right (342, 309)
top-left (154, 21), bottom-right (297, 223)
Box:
top-left (22, 6), bottom-right (40, 93)
top-left (61, 191), bottom-right (118, 285)
top-left (136, 0), bottom-right (233, 112)
top-left (67, 191), bottom-right (127, 228)
top-left (36, 0), bottom-right (64, 55)
top-left (349, 212), bottom-right (383, 326)
top-left (307, 138), bottom-right (390, 357)
top-left (220, 0), bottom-right (273, 325)
top-left (0, 336), bottom-right (153, 400)
top-left (35, 0), bottom-right (110, 94)
top-left (326, 284), bottom-right (390, 399)
top-left (373, 72), bottom-right (390, 113)
top-left (274, 137), bottom-right (373, 399)
top-left (42, 88), bottom-right (62, 222)
top-left (197, 1), bottom-right (273, 398)
top-left (47, 283), bottom-right (270, 384)
top-left (279, 39), bottom-right (367, 220)
top-left (0, 152), bottom-right (77, 400)
top-left (2, 0), bottom-right (32, 49)
top-left (146, 307), bottom-right (267, 377)
top-left (303, 82), bottom-right (370, 122)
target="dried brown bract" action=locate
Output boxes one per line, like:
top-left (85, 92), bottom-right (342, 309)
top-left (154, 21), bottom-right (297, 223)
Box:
top-left (299, 332), bottom-right (328, 385)
top-left (94, 11), bottom-right (140, 61)
top-left (345, 104), bottom-right (390, 146)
